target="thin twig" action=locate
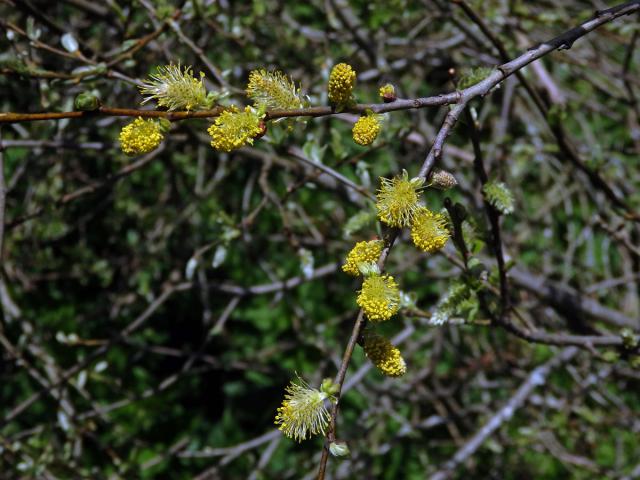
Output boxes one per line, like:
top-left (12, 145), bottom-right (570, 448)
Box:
top-left (429, 347), bottom-right (579, 480)
top-left (464, 108), bottom-right (509, 312)
top-left (452, 0), bottom-right (638, 218)
top-left (0, 129), bottom-right (5, 263)
top-left (316, 4), bottom-right (640, 477)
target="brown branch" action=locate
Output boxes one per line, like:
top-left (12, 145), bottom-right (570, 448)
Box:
top-left (0, 106), bottom-right (227, 124)
top-left (465, 107), bottom-right (509, 312)
top-left (510, 268), bottom-right (638, 330)
top-left (0, 281), bottom-right (192, 428)
top-left (452, 0), bottom-right (638, 218)
top-left (6, 144), bottom-right (166, 230)
top-left (105, 23), bottom-right (169, 68)
top-left (496, 318), bottom-right (626, 350)
top-left (429, 347), bottom-right (578, 480)
top-left (316, 4), bottom-right (640, 477)
top-left (0, 130), bottom-right (5, 263)
top-left (0, 95), bottom-right (459, 124)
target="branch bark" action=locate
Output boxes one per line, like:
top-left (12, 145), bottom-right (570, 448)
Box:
top-left (316, 3), bottom-right (640, 477)
top-left (429, 347), bottom-right (578, 480)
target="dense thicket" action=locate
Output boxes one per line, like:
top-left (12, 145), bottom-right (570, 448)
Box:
top-left (0, 1), bottom-right (639, 479)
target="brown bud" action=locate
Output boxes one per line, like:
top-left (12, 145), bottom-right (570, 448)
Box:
top-left (255, 120), bottom-right (267, 139)
top-left (429, 169), bottom-right (458, 190)
top-left (379, 84), bottom-right (397, 103)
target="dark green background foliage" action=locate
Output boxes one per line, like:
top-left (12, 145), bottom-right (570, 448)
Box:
top-left (0, 0), bottom-right (639, 478)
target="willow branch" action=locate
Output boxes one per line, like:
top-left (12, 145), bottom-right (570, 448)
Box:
top-left (2, 1), bottom-right (637, 131)
top-left (429, 347), bottom-right (579, 480)
top-left (0, 95), bottom-right (459, 124)
top-left (316, 3), bottom-right (640, 477)
top-left (2, 2), bottom-right (638, 127)
top-left (0, 130), bottom-right (5, 263)
top-left (465, 108), bottom-right (510, 312)
top-left (452, 0), bottom-right (637, 219)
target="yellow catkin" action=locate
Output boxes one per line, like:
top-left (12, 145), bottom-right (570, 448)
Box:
top-left (208, 106), bottom-right (263, 152)
top-left (328, 63), bottom-right (356, 105)
top-left (342, 240), bottom-right (383, 276)
top-left (274, 379), bottom-right (330, 442)
top-left (357, 274), bottom-right (400, 322)
top-left (352, 115), bottom-right (380, 146)
top-left (139, 63), bottom-right (207, 111)
top-left (246, 69), bottom-right (304, 109)
top-left (375, 172), bottom-right (423, 228)
top-left (410, 207), bottom-right (449, 253)
top-left (363, 332), bottom-right (407, 377)
top-left (119, 117), bottom-right (163, 156)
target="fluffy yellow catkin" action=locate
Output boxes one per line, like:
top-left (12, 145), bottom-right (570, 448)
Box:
top-left (139, 63), bottom-right (207, 111)
top-left (410, 207), bottom-right (449, 253)
top-left (119, 118), bottom-right (163, 156)
top-left (357, 274), bottom-right (400, 322)
top-left (375, 171), bottom-right (423, 228)
top-left (208, 106), bottom-right (263, 152)
top-left (363, 332), bottom-right (407, 377)
top-left (274, 379), bottom-right (330, 442)
top-left (246, 69), bottom-right (304, 110)
top-left (352, 114), bottom-right (380, 146)
top-left (328, 63), bottom-right (356, 105)
top-left (342, 239), bottom-right (383, 276)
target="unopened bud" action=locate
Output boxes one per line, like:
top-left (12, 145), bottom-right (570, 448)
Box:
top-left (429, 169), bottom-right (458, 190)
top-left (255, 120), bottom-right (268, 139)
top-left (379, 83), bottom-right (396, 103)
top-left (621, 328), bottom-right (639, 349)
top-left (74, 91), bottom-right (100, 111)
top-left (321, 378), bottom-right (339, 397)
top-left (329, 441), bottom-right (350, 457)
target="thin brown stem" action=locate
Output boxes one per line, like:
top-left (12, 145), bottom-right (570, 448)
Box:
top-left (0, 130), bottom-right (5, 263)
top-left (315, 3), bottom-right (640, 477)
top-left (465, 108), bottom-right (509, 312)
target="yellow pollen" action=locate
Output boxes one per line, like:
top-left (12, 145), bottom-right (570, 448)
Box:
top-left (357, 274), bottom-right (400, 322)
top-left (376, 172), bottom-right (423, 228)
top-left (342, 240), bottom-right (383, 276)
top-left (208, 106), bottom-right (263, 152)
top-left (363, 332), bottom-right (407, 377)
top-left (119, 117), bottom-right (163, 156)
top-left (352, 115), bottom-right (380, 146)
top-left (328, 63), bottom-right (356, 105)
top-left (410, 207), bottom-right (449, 253)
